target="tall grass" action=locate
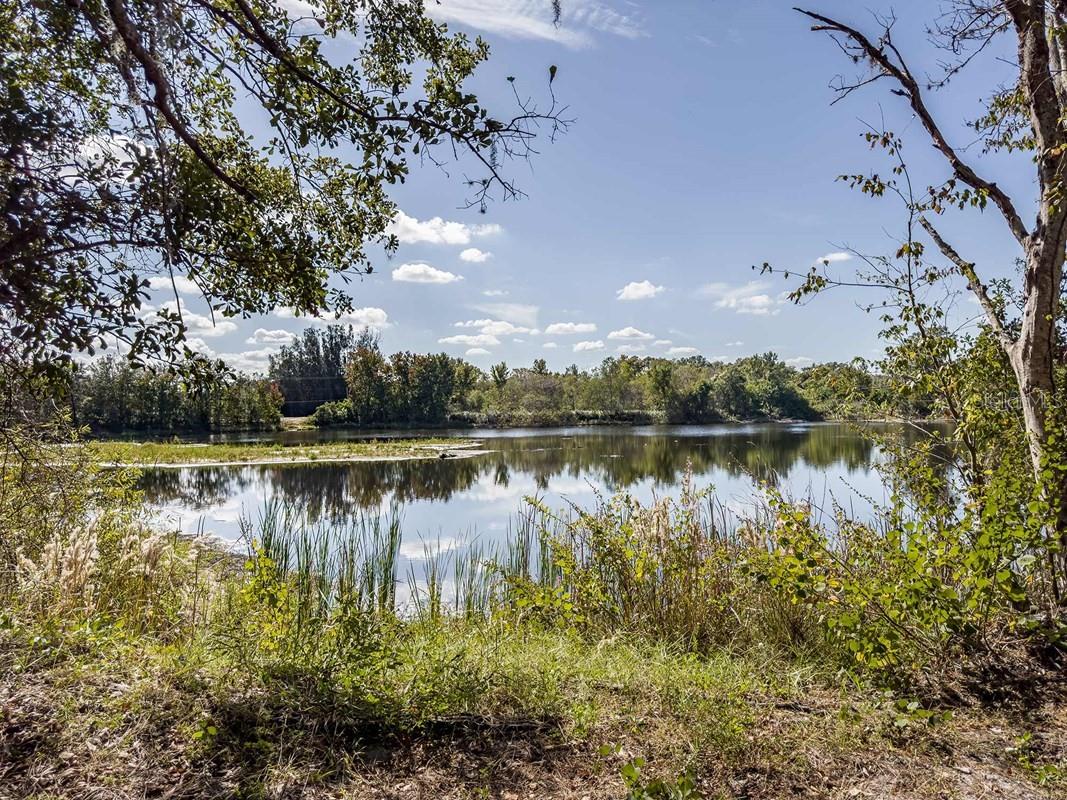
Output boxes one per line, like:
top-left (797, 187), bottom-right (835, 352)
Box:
top-left (232, 471), bottom-right (800, 657)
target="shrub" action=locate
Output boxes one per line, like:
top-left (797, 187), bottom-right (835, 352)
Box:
top-left (310, 398), bottom-right (354, 426)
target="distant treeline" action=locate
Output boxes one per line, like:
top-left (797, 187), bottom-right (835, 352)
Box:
top-left (277, 327), bottom-right (922, 429)
top-left (67, 326), bottom-right (929, 435)
top-left (72, 358), bottom-right (282, 433)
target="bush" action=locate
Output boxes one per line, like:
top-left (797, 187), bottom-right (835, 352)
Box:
top-left (1, 422), bottom-right (208, 636)
top-left (310, 398), bottom-right (354, 426)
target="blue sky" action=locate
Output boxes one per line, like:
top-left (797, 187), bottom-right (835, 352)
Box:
top-left (149, 0), bottom-right (1029, 373)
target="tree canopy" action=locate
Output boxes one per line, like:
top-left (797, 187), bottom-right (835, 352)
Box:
top-left (1, 0), bottom-right (564, 384)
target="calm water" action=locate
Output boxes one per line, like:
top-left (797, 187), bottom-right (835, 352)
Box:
top-left (139, 423), bottom-right (930, 552)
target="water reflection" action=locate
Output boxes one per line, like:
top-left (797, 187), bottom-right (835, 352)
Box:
top-left (140, 423), bottom-right (943, 542)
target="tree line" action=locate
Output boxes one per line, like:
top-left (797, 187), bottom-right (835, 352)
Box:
top-left (71, 357), bottom-right (282, 433)
top-left (256, 326), bottom-right (910, 428)
top-left (63, 325), bottom-right (940, 435)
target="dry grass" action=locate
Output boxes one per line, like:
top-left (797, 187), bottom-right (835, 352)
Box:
top-left (1, 630), bottom-right (1063, 800)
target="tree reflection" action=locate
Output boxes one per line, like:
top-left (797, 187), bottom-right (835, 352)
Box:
top-left (139, 424), bottom-right (946, 516)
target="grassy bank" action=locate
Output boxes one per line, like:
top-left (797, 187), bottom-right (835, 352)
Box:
top-left (86, 437), bottom-right (483, 467)
top-left (2, 443), bottom-right (1064, 798)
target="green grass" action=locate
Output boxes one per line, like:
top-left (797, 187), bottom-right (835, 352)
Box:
top-left (84, 436), bottom-right (481, 465)
top-left (3, 451), bottom-right (1064, 798)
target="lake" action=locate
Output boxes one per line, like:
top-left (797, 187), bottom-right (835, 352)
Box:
top-left (139, 423), bottom-right (930, 555)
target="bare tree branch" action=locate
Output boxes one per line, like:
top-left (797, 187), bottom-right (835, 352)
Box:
top-left (795, 7), bottom-right (1030, 245)
top-left (918, 215), bottom-right (1014, 350)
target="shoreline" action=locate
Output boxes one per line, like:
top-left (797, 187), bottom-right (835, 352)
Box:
top-left (87, 440), bottom-right (491, 469)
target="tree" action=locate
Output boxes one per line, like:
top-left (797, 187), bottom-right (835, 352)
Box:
top-left (490, 362), bottom-right (510, 393)
top-left (268, 325), bottom-right (358, 416)
top-left (344, 331), bottom-right (388, 426)
top-left (1, 0), bottom-right (566, 384)
top-left (532, 358), bottom-right (549, 375)
top-left (794, 4), bottom-right (1067, 563)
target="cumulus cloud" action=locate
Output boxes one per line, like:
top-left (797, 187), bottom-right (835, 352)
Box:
top-left (667, 346), bottom-right (700, 356)
top-left (454, 319), bottom-right (537, 336)
top-left (616, 344), bottom-right (646, 353)
top-left (222, 347), bottom-right (280, 373)
top-left (466, 348), bottom-right (491, 356)
top-left (654, 339), bottom-right (673, 347)
top-left (818, 251), bottom-right (853, 264)
top-left (482, 289), bottom-right (508, 297)
top-left (545, 322), bottom-right (597, 335)
top-left (189, 339), bottom-right (278, 373)
top-left (387, 210), bottom-right (501, 246)
top-left (616, 280), bottom-right (664, 301)
top-left (472, 302), bottom-right (539, 327)
top-left (701, 280), bottom-right (782, 316)
top-left (150, 300), bottom-right (237, 338)
top-left (392, 262), bottom-right (463, 284)
top-left (147, 275), bottom-right (201, 296)
top-left (607, 326), bottom-right (654, 340)
top-left (460, 248), bottom-right (492, 263)
top-left (542, 342), bottom-right (558, 349)
top-left (725, 340), bottom-right (744, 347)
top-left (573, 340), bottom-right (605, 352)
top-left (426, 0), bottom-right (645, 50)
top-left (246, 328), bottom-right (296, 345)
top-left (785, 356), bottom-right (815, 367)
top-left (439, 333), bottom-right (500, 347)
top-left (275, 306), bottom-right (390, 330)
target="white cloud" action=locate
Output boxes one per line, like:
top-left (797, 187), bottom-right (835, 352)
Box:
top-left (667, 346), bottom-right (700, 356)
top-left (454, 319), bottom-right (537, 336)
top-left (785, 356), bottom-right (815, 367)
top-left (701, 280), bottom-right (782, 316)
top-left (392, 262), bottom-right (463, 284)
top-left (616, 344), bottom-right (646, 353)
top-left (817, 251), bottom-right (852, 264)
top-left (387, 210), bottom-right (501, 246)
top-left (482, 289), bottom-right (509, 297)
top-left (616, 280), bottom-right (665, 301)
top-left (151, 300), bottom-right (237, 338)
top-left (147, 275), bottom-right (201, 296)
top-left (221, 347), bottom-right (279, 373)
top-left (275, 306), bottom-right (390, 330)
top-left (439, 333), bottom-right (500, 347)
top-left (465, 348), bottom-right (491, 356)
top-left (542, 342), bottom-right (559, 349)
top-left (607, 326), bottom-right (654, 340)
top-left (472, 302), bottom-right (539, 327)
top-left (181, 335), bottom-right (279, 374)
top-left (460, 248), bottom-right (492, 263)
top-left (339, 308), bottom-right (390, 328)
top-left (426, 0), bottom-right (645, 50)
top-left (246, 328), bottom-right (296, 345)
top-left (573, 340), bottom-right (605, 352)
top-left (653, 339), bottom-right (672, 347)
top-left (545, 322), bottom-right (597, 335)
top-left (725, 340), bottom-right (744, 347)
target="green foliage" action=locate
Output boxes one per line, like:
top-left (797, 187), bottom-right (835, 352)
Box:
top-left (2, 0), bottom-right (563, 383)
top-left (304, 348), bottom-right (903, 429)
top-left (268, 326), bottom-right (360, 416)
top-left (73, 356), bottom-right (282, 433)
top-left (746, 472), bottom-right (1053, 685)
top-left (309, 398), bottom-right (353, 427)
top-left (617, 753), bottom-right (701, 800)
